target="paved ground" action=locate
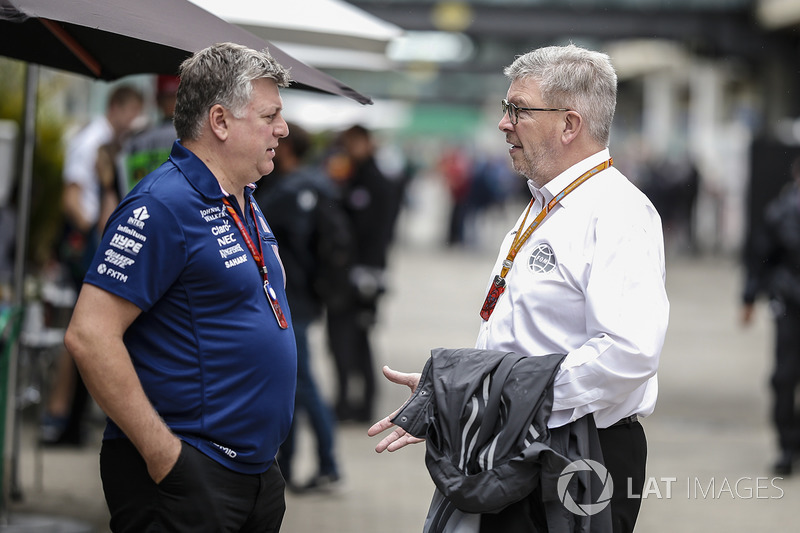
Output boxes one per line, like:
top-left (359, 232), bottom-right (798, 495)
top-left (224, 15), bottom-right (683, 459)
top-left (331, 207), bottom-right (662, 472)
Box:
top-left (3, 183), bottom-right (796, 532)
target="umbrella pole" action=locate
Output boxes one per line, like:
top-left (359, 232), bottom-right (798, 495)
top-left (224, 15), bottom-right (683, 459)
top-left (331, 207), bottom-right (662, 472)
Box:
top-left (1, 63), bottom-right (37, 520)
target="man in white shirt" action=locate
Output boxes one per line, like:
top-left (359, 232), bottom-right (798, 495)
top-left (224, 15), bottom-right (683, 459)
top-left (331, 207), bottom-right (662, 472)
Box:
top-left (43, 85), bottom-right (143, 447)
top-left (63, 85), bottom-right (144, 244)
top-left (369, 44), bottom-right (669, 533)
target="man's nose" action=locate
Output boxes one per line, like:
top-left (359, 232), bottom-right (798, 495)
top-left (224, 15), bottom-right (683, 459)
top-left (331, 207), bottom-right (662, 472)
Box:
top-left (498, 112), bottom-right (513, 132)
top-left (275, 117), bottom-right (289, 138)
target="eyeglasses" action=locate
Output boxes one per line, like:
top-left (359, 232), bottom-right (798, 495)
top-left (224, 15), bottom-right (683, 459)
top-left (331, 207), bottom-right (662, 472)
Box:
top-left (501, 99), bottom-right (570, 125)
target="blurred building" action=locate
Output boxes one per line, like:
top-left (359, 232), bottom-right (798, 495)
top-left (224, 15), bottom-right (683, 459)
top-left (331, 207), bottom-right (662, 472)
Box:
top-left (334, 0), bottom-right (800, 255)
top-left (12, 1), bottom-right (800, 255)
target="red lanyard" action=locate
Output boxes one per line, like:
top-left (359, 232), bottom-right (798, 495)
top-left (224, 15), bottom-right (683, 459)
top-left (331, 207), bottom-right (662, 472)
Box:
top-left (222, 197), bottom-right (288, 329)
top-left (480, 158), bottom-right (612, 321)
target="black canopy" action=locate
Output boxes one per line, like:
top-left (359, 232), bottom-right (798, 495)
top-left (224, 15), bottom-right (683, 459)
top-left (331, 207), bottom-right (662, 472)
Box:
top-left (0, 0), bottom-right (372, 104)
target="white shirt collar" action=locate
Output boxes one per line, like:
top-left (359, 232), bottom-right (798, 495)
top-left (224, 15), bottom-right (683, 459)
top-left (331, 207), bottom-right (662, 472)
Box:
top-left (526, 148), bottom-right (611, 207)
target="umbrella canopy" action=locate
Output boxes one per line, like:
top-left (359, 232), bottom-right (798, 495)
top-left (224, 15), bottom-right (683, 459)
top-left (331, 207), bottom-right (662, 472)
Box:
top-left (0, 0), bottom-right (372, 104)
top-left (189, 0), bottom-right (402, 53)
top-left (190, 0), bottom-right (403, 71)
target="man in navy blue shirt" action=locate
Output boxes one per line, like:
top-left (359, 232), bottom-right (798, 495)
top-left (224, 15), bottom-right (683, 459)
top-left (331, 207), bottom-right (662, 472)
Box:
top-left (65, 42), bottom-right (295, 532)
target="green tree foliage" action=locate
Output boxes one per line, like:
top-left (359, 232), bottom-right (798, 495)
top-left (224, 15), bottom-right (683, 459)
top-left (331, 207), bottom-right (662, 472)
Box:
top-left (0, 58), bottom-right (67, 269)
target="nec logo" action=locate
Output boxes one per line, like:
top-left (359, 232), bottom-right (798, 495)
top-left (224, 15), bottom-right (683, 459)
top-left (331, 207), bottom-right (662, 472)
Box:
top-left (109, 233), bottom-right (144, 255)
top-left (128, 206), bottom-right (150, 229)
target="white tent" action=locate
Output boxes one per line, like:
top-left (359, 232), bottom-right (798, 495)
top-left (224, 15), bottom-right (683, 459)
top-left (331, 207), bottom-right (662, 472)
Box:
top-left (188, 0), bottom-right (403, 70)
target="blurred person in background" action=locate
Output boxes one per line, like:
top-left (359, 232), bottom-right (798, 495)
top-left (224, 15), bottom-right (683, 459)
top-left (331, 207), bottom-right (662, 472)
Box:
top-left (42, 85), bottom-right (143, 446)
top-left (369, 44), bottom-right (668, 533)
top-left (64, 43), bottom-right (295, 531)
top-left (255, 122), bottom-right (352, 493)
top-left (325, 124), bottom-right (399, 423)
top-left (120, 74), bottom-right (180, 194)
top-left (639, 151), bottom-right (700, 256)
top-left (741, 156), bottom-right (800, 476)
top-left (440, 145), bottom-right (472, 247)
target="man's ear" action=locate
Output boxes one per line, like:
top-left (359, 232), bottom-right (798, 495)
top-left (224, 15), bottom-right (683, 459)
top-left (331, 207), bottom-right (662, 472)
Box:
top-left (208, 104), bottom-right (229, 141)
top-left (561, 110), bottom-right (582, 145)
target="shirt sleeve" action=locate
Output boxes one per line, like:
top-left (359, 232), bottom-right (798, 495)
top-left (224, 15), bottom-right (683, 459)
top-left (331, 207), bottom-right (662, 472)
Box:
top-left (83, 195), bottom-right (187, 311)
top-left (552, 200), bottom-right (669, 419)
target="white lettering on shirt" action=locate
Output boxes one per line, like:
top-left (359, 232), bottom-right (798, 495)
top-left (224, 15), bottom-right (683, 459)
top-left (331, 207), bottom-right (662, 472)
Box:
top-left (211, 223), bottom-right (232, 236)
top-left (103, 249), bottom-right (136, 269)
top-left (116, 224), bottom-right (147, 242)
top-left (217, 234), bottom-right (236, 246)
top-left (211, 442), bottom-right (238, 458)
top-left (97, 263), bottom-right (128, 283)
top-left (225, 255), bottom-right (248, 269)
top-left (127, 216), bottom-right (145, 229)
top-left (219, 243), bottom-right (244, 259)
top-left (109, 233), bottom-right (144, 255)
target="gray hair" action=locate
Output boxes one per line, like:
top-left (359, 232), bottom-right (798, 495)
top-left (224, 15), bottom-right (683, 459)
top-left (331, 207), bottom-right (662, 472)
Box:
top-left (174, 42), bottom-right (291, 140)
top-left (504, 44), bottom-right (617, 146)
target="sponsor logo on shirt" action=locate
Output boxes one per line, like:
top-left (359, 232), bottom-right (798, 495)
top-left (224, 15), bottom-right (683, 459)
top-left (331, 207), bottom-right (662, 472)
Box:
top-left (103, 249), bottom-right (136, 269)
top-left (528, 243), bottom-right (557, 274)
top-left (96, 263), bottom-right (128, 283)
top-left (200, 206), bottom-right (226, 222)
top-left (109, 233), bottom-right (144, 255)
top-left (201, 206), bottom-right (249, 269)
top-left (116, 224), bottom-right (147, 242)
top-left (127, 205), bottom-right (150, 229)
top-left (219, 243), bottom-right (244, 259)
top-left (225, 255), bottom-right (248, 269)
top-left (204, 206), bottom-right (252, 269)
top-left (211, 441), bottom-right (238, 458)
top-left (211, 222), bottom-right (231, 236)
top-left (133, 206), bottom-right (150, 221)
top-left (217, 233), bottom-right (236, 247)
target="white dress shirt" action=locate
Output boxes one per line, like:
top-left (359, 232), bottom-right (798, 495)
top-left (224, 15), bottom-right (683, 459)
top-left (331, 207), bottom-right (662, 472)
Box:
top-left (475, 148), bottom-right (669, 429)
top-left (63, 116), bottom-right (114, 227)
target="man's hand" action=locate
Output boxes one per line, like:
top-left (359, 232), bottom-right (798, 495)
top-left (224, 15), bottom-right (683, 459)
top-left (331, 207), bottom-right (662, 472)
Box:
top-left (367, 366), bottom-right (425, 453)
top-left (64, 284), bottom-right (181, 484)
top-left (144, 433), bottom-right (183, 484)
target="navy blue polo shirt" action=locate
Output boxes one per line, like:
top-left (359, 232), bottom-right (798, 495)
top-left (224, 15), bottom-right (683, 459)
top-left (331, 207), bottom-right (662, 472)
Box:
top-left (84, 141), bottom-right (296, 474)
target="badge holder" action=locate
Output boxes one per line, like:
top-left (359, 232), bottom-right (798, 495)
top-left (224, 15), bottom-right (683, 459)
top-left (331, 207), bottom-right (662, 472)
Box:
top-left (480, 275), bottom-right (507, 321)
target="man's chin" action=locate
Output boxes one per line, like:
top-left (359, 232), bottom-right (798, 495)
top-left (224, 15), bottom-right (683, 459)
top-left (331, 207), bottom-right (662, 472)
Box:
top-left (511, 162), bottom-right (530, 179)
top-left (259, 163), bottom-right (275, 178)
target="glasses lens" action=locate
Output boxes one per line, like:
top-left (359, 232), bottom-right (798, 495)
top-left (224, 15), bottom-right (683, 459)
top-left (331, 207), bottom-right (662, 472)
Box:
top-left (502, 100), bottom-right (516, 124)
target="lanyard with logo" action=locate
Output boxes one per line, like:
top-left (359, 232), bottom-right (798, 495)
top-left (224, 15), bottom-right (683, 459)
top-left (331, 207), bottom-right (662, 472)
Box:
top-left (222, 196), bottom-right (289, 329)
top-left (479, 158), bottom-right (612, 321)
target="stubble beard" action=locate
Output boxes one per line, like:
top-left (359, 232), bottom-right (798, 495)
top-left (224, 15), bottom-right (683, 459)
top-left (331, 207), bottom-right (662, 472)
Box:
top-left (515, 141), bottom-right (558, 188)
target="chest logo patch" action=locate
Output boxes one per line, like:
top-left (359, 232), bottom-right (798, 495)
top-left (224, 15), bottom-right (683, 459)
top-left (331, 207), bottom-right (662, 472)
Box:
top-left (528, 243), bottom-right (557, 274)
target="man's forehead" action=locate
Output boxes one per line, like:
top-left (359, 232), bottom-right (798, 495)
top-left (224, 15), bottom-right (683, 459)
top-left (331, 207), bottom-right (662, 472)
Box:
top-left (251, 78), bottom-right (283, 108)
top-left (507, 77), bottom-right (541, 99)
top-left (252, 77), bottom-right (280, 94)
